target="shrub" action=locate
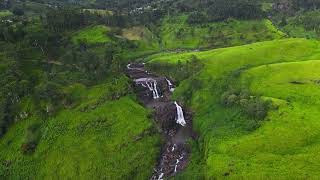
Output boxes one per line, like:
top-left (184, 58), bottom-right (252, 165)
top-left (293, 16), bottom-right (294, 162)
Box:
top-left (12, 7), bottom-right (24, 16)
top-left (187, 11), bottom-right (208, 24)
top-left (221, 89), bottom-right (271, 120)
top-left (21, 122), bottom-right (41, 154)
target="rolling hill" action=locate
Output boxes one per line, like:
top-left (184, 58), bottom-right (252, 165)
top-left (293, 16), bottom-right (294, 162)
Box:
top-left (147, 38), bottom-right (320, 179)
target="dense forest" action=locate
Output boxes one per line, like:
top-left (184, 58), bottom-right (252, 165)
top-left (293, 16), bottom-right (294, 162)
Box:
top-left (1, 0), bottom-right (320, 179)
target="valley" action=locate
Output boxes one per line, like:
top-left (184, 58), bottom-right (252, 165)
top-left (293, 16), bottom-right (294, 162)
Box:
top-left (1, 0), bottom-right (320, 179)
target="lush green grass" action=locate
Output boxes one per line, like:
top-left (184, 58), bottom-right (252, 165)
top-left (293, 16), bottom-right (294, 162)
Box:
top-left (147, 38), bottom-right (320, 179)
top-left (0, 80), bottom-right (160, 179)
top-left (160, 15), bottom-right (286, 49)
top-left (72, 25), bottom-right (111, 45)
top-left (0, 10), bottom-right (13, 18)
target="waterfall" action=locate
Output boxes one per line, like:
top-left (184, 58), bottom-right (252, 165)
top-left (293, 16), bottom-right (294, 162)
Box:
top-left (135, 78), bottom-right (160, 99)
top-left (174, 101), bottom-right (186, 126)
top-left (153, 81), bottom-right (160, 99)
top-left (171, 144), bottom-right (177, 152)
top-left (165, 78), bottom-right (175, 92)
top-left (127, 63), bottom-right (132, 70)
top-left (157, 173), bottom-right (164, 180)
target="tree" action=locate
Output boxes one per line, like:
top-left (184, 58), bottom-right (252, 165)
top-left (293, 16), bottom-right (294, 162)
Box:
top-left (187, 11), bottom-right (208, 24)
top-left (12, 7), bottom-right (24, 16)
top-left (207, 0), bottom-right (263, 21)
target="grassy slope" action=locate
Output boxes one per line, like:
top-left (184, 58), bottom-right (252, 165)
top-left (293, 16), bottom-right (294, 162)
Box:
top-left (0, 80), bottom-right (160, 179)
top-left (0, 10), bottom-right (13, 18)
top-left (148, 38), bottom-right (320, 179)
top-left (72, 25), bottom-right (111, 45)
top-left (120, 26), bottom-right (160, 60)
top-left (160, 15), bottom-right (286, 50)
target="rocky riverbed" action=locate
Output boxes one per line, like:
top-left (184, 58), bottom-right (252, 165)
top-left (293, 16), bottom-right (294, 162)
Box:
top-left (126, 63), bottom-right (197, 179)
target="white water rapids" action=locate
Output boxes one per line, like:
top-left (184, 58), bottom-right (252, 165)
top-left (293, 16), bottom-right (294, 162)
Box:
top-left (174, 101), bottom-right (186, 126)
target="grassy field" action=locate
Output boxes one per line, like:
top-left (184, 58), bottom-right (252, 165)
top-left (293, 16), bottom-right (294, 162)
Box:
top-left (72, 25), bottom-right (111, 45)
top-left (0, 78), bottom-right (160, 179)
top-left (0, 10), bottom-right (13, 18)
top-left (160, 15), bottom-right (286, 49)
top-left (147, 38), bottom-right (320, 179)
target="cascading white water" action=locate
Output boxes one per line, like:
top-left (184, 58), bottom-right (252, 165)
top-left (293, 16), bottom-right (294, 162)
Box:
top-left (171, 144), bottom-right (177, 152)
top-left (157, 173), bottom-right (164, 180)
top-left (153, 81), bottom-right (160, 99)
top-left (174, 101), bottom-right (186, 126)
top-left (135, 78), bottom-right (160, 99)
top-left (165, 78), bottom-right (175, 92)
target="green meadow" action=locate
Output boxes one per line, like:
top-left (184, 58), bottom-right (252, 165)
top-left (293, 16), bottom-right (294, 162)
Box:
top-left (72, 25), bottom-right (111, 45)
top-left (147, 38), bottom-right (320, 179)
top-left (0, 10), bottom-right (12, 18)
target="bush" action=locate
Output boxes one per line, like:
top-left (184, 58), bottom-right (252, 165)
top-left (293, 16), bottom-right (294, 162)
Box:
top-left (64, 83), bottom-right (87, 106)
top-left (221, 89), bottom-right (271, 120)
top-left (187, 11), bottom-right (208, 24)
top-left (21, 122), bottom-right (41, 154)
top-left (207, 0), bottom-right (264, 21)
top-left (12, 7), bottom-right (24, 16)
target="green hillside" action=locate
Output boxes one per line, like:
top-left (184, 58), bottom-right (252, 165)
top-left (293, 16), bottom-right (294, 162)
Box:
top-left (147, 38), bottom-right (320, 179)
top-left (3, 0), bottom-right (320, 179)
top-left (0, 79), bottom-right (160, 179)
top-left (72, 25), bottom-right (111, 45)
top-left (160, 15), bottom-right (286, 49)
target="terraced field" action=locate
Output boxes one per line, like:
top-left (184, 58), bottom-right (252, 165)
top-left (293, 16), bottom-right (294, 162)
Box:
top-left (147, 38), bottom-right (320, 178)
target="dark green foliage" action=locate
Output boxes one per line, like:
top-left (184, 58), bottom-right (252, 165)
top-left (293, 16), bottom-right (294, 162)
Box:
top-left (180, 77), bottom-right (203, 105)
top-left (207, 0), bottom-right (264, 21)
top-left (296, 11), bottom-right (320, 32)
top-left (64, 83), bottom-right (86, 106)
top-left (147, 54), bottom-right (203, 82)
top-left (12, 7), bottom-right (24, 16)
top-left (26, 30), bottom-right (63, 57)
top-left (21, 121), bottom-right (41, 154)
top-left (187, 11), bottom-right (208, 24)
top-left (34, 80), bottom-right (64, 113)
top-left (221, 89), bottom-right (271, 120)
top-left (0, 60), bottom-right (26, 136)
top-left (292, 0), bottom-right (320, 10)
top-left (46, 8), bottom-right (86, 32)
top-left (0, 23), bottom-right (26, 43)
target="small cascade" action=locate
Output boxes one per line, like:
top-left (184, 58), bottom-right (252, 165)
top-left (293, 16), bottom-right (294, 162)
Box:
top-left (165, 78), bottom-right (175, 92)
top-left (171, 144), bottom-right (177, 152)
top-left (135, 78), bottom-right (160, 99)
top-left (174, 155), bottom-right (184, 173)
top-left (157, 173), bottom-right (164, 180)
top-left (127, 63), bottom-right (132, 70)
top-left (153, 81), bottom-right (160, 99)
top-left (174, 101), bottom-right (186, 126)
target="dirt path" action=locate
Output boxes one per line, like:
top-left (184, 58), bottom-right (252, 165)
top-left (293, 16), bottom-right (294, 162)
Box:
top-left (126, 63), bottom-right (197, 179)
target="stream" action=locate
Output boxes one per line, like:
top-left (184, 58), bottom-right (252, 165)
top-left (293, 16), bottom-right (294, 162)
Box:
top-left (127, 63), bottom-right (197, 179)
